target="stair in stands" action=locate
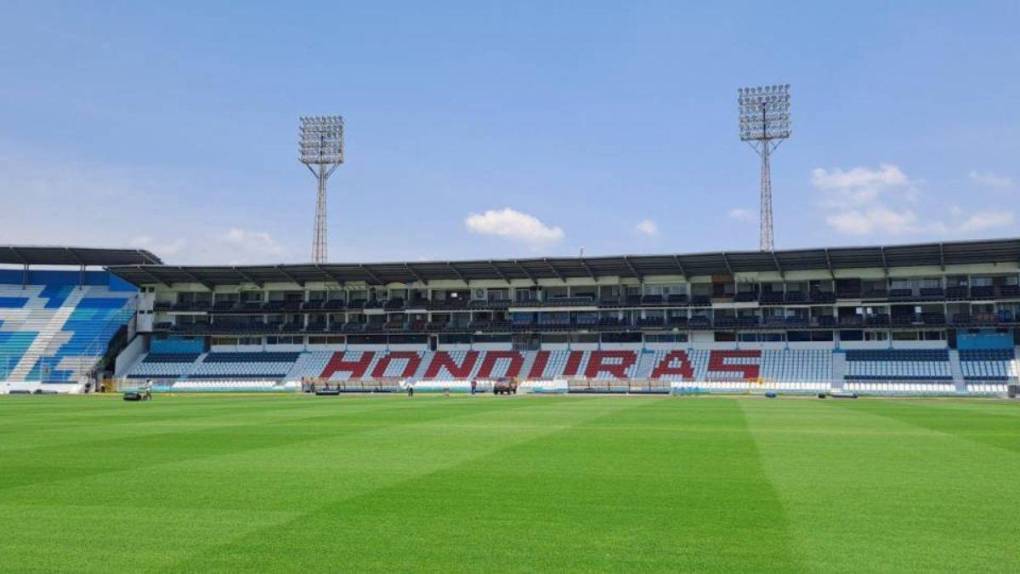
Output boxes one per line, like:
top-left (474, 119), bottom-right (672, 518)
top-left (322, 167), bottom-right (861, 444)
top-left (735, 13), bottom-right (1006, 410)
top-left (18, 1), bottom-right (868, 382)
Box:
top-left (831, 351), bottom-right (846, 390)
top-left (948, 350), bottom-right (966, 392)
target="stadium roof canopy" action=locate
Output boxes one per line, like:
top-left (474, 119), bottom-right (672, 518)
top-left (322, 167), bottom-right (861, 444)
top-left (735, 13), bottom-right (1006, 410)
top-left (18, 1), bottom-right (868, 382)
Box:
top-left (0, 245), bottom-right (162, 267)
top-left (108, 238), bottom-right (1020, 288)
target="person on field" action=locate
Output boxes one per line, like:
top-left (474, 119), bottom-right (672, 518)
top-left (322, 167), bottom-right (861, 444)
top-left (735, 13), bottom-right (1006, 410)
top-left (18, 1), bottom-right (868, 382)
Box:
top-left (470, 379), bottom-right (477, 396)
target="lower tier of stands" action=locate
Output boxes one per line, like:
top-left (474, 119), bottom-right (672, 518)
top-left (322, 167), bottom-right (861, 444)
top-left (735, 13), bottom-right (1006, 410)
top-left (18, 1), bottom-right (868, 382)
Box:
top-left (128, 348), bottom-right (833, 383)
top-left (123, 347), bottom-right (1019, 393)
top-left (959, 348), bottom-right (1018, 381)
top-left (844, 349), bottom-right (953, 380)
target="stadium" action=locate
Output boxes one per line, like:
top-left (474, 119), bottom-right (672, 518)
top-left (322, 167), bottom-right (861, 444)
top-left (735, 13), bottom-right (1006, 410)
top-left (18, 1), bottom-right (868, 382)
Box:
top-left (4, 239), bottom-right (1020, 397)
top-left (2, 240), bottom-right (1020, 572)
top-left (4, 4), bottom-right (1020, 573)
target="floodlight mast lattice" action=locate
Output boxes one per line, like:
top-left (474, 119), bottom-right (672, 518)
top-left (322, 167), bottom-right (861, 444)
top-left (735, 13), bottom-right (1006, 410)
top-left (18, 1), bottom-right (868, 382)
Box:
top-left (299, 115), bottom-right (344, 263)
top-left (738, 84), bottom-right (791, 251)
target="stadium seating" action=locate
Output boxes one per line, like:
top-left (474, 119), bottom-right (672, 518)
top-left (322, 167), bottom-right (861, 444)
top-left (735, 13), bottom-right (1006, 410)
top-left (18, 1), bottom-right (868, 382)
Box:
top-left (959, 348), bottom-right (1018, 381)
top-left (121, 348), bottom-right (839, 385)
top-left (187, 352), bottom-right (301, 379)
top-left (0, 275), bottom-right (133, 383)
top-left (119, 346), bottom-right (1019, 397)
top-left (126, 353), bottom-right (202, 379)
top-left (844, 349), bottom-right (953, 380)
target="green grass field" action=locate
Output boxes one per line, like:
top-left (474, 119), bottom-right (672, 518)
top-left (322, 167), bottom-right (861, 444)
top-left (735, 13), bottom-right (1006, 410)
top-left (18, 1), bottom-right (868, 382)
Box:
top-left (1, 394), bottom-right (1018, 573)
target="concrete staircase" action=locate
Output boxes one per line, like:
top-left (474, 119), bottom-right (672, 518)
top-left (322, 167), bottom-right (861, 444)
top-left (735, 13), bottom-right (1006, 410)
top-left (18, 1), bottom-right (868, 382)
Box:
top-left (948, 350), bottom-right (966, 392)
top-left (634, 350), bottom-right (661, 379)
top-left (519, 350), bottom-right (538, 380)
top-left (830, 351), bottom-right (847, 390)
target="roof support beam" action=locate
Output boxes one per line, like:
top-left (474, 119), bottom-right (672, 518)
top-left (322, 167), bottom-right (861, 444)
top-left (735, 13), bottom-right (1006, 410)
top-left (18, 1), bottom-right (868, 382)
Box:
top-left (179, 268), bottom-right (215, 291)
top-left (514, 260), bottom-right (538, 285)
top-left (360, 264), bottom-right (384, 285)
top-left (405, 263), bottom-right (428, 285)
top-left (65, 247), bottom-right (85, 266)
top-left (578, 258), bottom-right (598, 281)
top-left (9, 247), bottom-right (29, 289)
top-left (233, 267), bottom-right (264, 288)
top-left (623, 256), bottom-right (642, 280)
top-left (939, 243), bottom-right (946, 271)
top-left (544, 258), bottom-right (566, 282)
top-left (720, 252), bottom-right (734, 276)
top-left (671, 255), bottom-right (688, 280)
top-left (879, 247), bottom-right (889, 277)
top-left (488, 260), bottom-right (510, 284)
top-left (446, 262), bottom-right (469, 284)
top-left (275, 265), bottom-right (305, 287)
top-left (314, 264), bottom-right (346, 287)
top-left (823, 249), bottom-right (835, 280)
top-left (8, 246), bottom-right (28, 265)
top-left (771, 252), bottom-right (785, 279)
top-left (136, 266), bottom-right (172, 288)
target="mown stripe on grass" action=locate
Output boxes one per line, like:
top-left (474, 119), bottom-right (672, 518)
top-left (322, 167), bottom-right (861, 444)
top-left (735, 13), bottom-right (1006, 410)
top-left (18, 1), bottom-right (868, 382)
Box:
top-left (0, 397), bottom-right (568, 573)
top-left (169, 397), bottom-right (805, 573)
top-left (833, 398), bottom-right (1020, 456)
top-left (742, 397), bottom-right (1020, 574)
top-left (0, 396), bottom-right (520, 496)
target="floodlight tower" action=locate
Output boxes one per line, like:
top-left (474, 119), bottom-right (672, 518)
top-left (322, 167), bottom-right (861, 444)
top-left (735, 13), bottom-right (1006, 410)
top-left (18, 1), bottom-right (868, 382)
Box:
top-left (738, 85), bottom-right (791, 251)
top-left (299, 115), bottom-right (344, 263)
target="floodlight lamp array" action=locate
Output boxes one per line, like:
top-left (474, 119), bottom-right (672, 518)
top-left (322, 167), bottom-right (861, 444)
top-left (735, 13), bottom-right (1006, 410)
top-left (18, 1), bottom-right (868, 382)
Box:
top-left (737, 85), bottom-right (791, 141)
top-left (299, 115), bottom-right (344, 164)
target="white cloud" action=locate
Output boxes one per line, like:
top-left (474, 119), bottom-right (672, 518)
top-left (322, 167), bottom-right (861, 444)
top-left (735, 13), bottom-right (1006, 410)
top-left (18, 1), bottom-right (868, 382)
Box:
top-left (213, 228), bottom-right (286, 264)
top-left (969, 170), bottom-right (1014, 190)
top-left (811, 164), bottom-right (909, 190)
top-left (129, 235), bottom-right (187, 258)
top-left (811, 164), bottom-right (915, 208)
top-left (635, 219), bottom-right (658, 236)
top-left (814, 163), bottom-right (1015, 239)
top-left (957, 211), bottom-right (1015, 233)
top-left (728, 208), bottom-right (755, 222)
top-left (465, 208), bottom-right (564, 245)
top-left (825, 207), bottom-right (921, 236)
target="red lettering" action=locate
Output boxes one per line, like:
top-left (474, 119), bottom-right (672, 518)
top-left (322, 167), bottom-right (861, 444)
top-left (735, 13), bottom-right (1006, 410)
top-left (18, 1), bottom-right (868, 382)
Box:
top-left (584, 350), bottom-right (637, 379)
top-left (321, 351), bottom-right (375, 379)
top-left (475, 351), bottom-right (524, 379)
top-left (650, 350), bottom-right (694, 380)
top-left (528, 351), bottom-right (550, 379)
top-left (370, 351), bottom-right (421, 379)
top-left (424, 351), bottom-right (480, 379)
top-left (562, 351), bottom-right (585, 377)
top-left (707, 350), bottom-right (760, 380)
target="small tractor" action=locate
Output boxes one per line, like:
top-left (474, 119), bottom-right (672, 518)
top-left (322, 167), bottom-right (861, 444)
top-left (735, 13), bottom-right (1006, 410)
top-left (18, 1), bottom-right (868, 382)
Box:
top-left (493, 377), bottom-right (518, 395)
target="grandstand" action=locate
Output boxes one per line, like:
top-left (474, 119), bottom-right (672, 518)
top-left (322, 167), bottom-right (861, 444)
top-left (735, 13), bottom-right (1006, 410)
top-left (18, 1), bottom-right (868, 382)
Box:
top-left (0, 246), bottom-right (158, 393)
top-left (105, 238), bottom-right (1020, 395)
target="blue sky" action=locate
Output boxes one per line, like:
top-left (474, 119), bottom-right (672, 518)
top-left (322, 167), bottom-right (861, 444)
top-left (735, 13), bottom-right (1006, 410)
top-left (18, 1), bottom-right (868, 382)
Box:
top-left (1, 1), bottom-right (1017, 264)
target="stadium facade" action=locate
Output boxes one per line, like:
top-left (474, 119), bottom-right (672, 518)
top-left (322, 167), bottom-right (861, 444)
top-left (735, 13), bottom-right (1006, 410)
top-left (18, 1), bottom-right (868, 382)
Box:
top-left (95, 238), bottom-right (1020, 395)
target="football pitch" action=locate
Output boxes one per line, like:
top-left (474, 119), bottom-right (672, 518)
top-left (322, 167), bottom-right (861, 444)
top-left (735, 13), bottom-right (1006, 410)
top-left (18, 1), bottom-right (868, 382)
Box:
top-left (1, 394), bottom-right (1018, 573)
